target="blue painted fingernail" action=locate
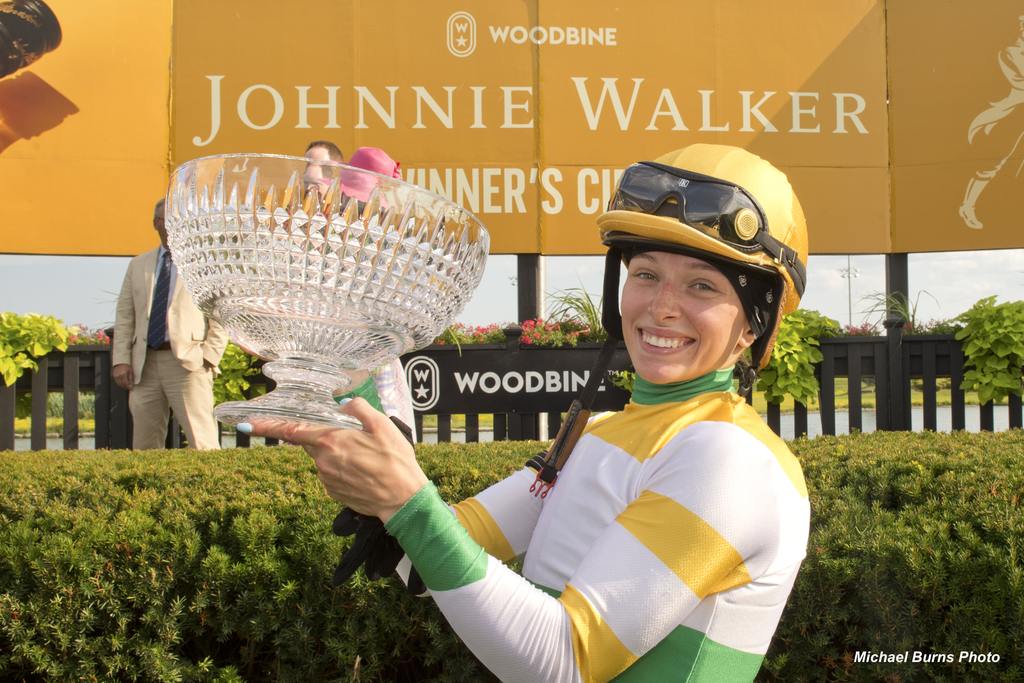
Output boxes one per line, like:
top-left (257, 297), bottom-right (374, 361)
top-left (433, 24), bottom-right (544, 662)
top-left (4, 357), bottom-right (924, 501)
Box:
top-left (236, 422), bottom-right (253, 434)
top-left (337, 398), bottom-right (352, 406)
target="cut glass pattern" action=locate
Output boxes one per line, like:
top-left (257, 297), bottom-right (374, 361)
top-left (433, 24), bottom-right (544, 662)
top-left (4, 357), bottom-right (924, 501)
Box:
top-left (165, 154), bottom-right (489, 429)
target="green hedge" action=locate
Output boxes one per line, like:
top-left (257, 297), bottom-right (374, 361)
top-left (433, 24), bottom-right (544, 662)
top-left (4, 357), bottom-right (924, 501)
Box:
top-left (1, 431), bottom-right (1022, 682)
top-left (766, 430), bottom-right (1023, 681)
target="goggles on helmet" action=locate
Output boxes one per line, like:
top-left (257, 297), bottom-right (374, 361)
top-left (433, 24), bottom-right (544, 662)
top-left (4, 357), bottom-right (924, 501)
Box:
top-left (608, 161), bottom-right (805, 296)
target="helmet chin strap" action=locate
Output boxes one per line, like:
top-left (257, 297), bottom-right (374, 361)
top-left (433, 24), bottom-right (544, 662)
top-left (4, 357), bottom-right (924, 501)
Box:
top-left (526, 247), bottom-right (624, 496)
top-left (601, 247), bottom-right (624, 341)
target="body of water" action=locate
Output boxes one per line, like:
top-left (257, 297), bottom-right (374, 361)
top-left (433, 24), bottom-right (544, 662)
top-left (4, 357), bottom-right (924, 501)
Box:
top-left (774, 404), bottom-right (1012, 440)
top-left (418, 404), bottom-right (1016, 444)
top-left (11, 433), bottom-right (267, 451)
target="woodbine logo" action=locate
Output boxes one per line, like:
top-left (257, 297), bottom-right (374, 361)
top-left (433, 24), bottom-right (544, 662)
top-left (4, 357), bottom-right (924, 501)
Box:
top-left (446, 10), bottom-right (618, 57)
top-left (407, 361), bottom-right (608, 402)
top-left (406, 356), bottom-right (440, 412)
top-left (446, 11), bottom-right (476, 58)
top-left (452, 370), bottom-right (609, 395)
top-left (405, 357), bottom-right (612, 411)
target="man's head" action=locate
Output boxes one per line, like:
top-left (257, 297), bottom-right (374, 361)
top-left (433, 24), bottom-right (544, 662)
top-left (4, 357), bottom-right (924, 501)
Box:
top-left (304, 141), bottom-right (345, 195)
top-left (153, 198), bottom-right (167, 247)
top-left (305, 140), bottom-right (343, 163)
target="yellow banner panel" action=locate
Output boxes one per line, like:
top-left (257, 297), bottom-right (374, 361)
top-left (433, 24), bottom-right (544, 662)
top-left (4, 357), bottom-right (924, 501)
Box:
top-left (171, 0), bottom-right (541, 251)
top-left (537, 0), bottom-right (886, 167)
top-left (888, 0), bottom-right (1024, 252)
top-left (539, 165), bottom-right (623, 255)
top-left (535, 0), bottom-right (888, 254)
top-left (171, 0), bottom-right (537, 164)
top-left (536, 164), bottom-right (890, 256)
top-left (169, 0), bottom-right (887, 255)
top-left (18, 1), bottom-right (1001, 257)
top-left (0, 0), bottom-right (172, 255)
top-left (784, 166), bottom-right (890, 255)
top-left (401, 164), bottom-right (541, 253)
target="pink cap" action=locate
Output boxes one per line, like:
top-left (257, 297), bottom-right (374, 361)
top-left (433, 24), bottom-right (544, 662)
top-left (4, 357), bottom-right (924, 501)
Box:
top-left (348, 147), bottom-right (401, 177)
top-left (342, 147), bottom-right (401, 201)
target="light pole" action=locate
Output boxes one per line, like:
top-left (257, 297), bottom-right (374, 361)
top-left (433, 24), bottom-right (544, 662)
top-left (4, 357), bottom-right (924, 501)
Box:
top-left (839, 255), bottom-right (861, 329)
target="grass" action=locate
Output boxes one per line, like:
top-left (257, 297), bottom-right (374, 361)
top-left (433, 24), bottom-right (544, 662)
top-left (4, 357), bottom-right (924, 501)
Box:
top-left (13, 417), bottom-right (96, 437)
top-left (752, 377), bottom-right (983, 412)
top-left (418, 378), bottom-right (991, 431)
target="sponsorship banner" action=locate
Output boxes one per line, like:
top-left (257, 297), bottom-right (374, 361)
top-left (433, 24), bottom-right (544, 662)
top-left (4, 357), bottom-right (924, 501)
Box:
top-left (402, 344), bottom-right (632, 414)
top-left (171, 0), bottom-right (887, 255)
top-left (888, 0), bottom-right (1024, 251)
top-left (171, 0), bottom-right (542, 254)
top-left (0, 0), bottom-right (172, 256)
top-left (534, 0), bottom-right (888, 255)
top-left (1, 0), bottom-right (1020, 256)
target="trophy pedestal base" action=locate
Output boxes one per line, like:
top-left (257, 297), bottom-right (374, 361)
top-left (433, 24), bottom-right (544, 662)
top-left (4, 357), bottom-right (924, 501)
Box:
top-left (215, 397), bottom-right (365, 430)
top-left (215, 357), bottom-right (369, 430)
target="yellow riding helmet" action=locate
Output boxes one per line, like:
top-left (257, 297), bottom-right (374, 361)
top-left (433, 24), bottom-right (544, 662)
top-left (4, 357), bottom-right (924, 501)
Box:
top-left (597, 144), bottom-right (809, 369)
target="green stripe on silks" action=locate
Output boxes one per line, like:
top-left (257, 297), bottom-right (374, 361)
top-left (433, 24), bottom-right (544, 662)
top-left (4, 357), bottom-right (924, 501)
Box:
top-left (385, 483), bottom-right (488, 592)
top-left (612, 625), bottom-right (764, 682)
top-left (518, 582), bottom-right (763, 680)
top-left (335, 376), bottom-right (384, 412)
top-left (529, 580), bottom-right (561, 598)
top-left (630, 367), bottom-right (735, 405)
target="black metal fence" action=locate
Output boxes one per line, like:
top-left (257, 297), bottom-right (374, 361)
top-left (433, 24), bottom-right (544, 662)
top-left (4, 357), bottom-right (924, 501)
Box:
top-left (2, 333), bottom-right (1022, 451)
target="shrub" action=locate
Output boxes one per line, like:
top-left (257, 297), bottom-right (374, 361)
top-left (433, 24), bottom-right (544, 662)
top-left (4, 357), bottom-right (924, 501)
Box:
top-left (67, 324), bottom-right (112, 346)
top-left (1, 431), bottom-right (1022, 681)
top-left (842, 322), bottom-right (880, 337)
top-left (911, 318), bottom-right (964, 336)
top-left (213, 343), bottom-right (263, 405)
top-left (954, 296), bottom-right (1024, 404)
top-left (758, 309), bottom-right (841, 405)
top-left (546, 287), bottom-right (607, 343)
top-left (432, 323), bottom-right (507, 346)
top-left (762, 429), bottom-right (1024, 681)
top-left (860, 290), bottom-right (938, 333)
top-left (608, 369), bottom-right (635, 394)
top-left (0, 445), bottom-right (525, 681)
top-left (0, 312), bottom-right (68, 387)
top-left (519, 318), bottom-right (599, 347)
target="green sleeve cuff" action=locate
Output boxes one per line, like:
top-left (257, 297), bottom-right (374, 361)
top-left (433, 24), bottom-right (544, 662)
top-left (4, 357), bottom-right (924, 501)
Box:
top-left (385, 483), bottom-right (488, 592)
top-left (335, 376), bottom-right (383, 412)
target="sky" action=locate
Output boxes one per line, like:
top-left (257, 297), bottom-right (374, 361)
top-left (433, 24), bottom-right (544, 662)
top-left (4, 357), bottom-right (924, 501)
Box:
top-left (2, 248), bottom-right (1023, 334)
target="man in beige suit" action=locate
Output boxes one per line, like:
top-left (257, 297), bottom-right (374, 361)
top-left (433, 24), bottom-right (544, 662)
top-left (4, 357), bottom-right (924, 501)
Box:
top-left (112, 199), bottom-right (228, 450)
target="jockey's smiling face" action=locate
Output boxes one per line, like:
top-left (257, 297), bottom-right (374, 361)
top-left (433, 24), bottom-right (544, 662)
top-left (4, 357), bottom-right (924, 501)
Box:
top-left (619, 251), bottom-right (755, 385)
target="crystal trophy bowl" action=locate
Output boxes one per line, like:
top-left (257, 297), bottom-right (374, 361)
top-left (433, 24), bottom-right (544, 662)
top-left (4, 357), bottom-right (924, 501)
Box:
top-left (165, 153), bottom-right (489, 429)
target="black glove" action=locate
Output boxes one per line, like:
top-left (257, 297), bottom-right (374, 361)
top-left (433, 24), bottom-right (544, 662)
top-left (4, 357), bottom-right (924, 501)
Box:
top-left (330, 416), bottom-right (425, 594)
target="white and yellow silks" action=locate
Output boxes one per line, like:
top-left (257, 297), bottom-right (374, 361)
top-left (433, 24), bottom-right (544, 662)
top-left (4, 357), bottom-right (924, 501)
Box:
top-left (386, 390), bottom-right (809, 683)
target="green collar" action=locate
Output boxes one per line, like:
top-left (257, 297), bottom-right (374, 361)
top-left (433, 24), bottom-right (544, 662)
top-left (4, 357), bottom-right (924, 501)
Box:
top-left (630, 367), bottom-right (736, 405)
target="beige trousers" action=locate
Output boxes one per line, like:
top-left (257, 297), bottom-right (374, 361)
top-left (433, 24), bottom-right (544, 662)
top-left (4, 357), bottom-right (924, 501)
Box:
top-left (129, 348), bottom-right (220, 450)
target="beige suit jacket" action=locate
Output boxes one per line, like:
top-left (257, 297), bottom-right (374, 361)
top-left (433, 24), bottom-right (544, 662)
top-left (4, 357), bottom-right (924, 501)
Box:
top-left (113, 247), bottom-right (228, 382)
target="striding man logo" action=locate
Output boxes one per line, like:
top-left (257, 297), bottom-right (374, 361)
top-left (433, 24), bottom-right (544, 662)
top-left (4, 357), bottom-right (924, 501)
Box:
top-left (447, 11), bottom-right (476, 58)
top-left (406, 356), bottom-right (440, 411)
top-left (959, 15), bottom-right (1024, 230)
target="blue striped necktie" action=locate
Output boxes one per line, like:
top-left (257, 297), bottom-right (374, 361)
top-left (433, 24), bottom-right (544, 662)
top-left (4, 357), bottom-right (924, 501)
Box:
top-left (147, 250), bottom-right (172, 349)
